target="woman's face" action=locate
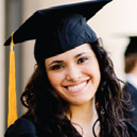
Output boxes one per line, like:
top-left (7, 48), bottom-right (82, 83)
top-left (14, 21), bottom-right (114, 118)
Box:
top-left (45, 43), bottom-right (101, 105)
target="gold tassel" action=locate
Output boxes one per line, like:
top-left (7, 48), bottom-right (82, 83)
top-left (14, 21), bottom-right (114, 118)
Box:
top-left (8, 32), bottom-right (17, 127)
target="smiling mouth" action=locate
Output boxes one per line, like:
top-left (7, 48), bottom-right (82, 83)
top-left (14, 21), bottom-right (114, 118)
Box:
top-left (64, 80), bottom-right (89, 93)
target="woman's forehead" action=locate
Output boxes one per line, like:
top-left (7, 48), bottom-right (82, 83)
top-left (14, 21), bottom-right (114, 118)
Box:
top-left (45, 43), bottom-right (93, 62)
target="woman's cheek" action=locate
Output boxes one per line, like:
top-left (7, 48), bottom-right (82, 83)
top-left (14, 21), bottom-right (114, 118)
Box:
top-left (47, 72), bottom-right (64, 87)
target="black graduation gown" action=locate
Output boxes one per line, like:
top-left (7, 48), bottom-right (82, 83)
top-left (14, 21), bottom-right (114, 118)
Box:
top-left (4, 117), bottom-right (137, 137)
top-left (4, 118), bottom-right (37, 137)
top-left (124, 82), bottom-right (137, 127)
top-left (4, 117), bottom-right (81, 137)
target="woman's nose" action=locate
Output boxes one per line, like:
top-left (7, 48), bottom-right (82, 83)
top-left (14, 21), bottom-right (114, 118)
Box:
top-left (66, 65), bottom-right (82, 81)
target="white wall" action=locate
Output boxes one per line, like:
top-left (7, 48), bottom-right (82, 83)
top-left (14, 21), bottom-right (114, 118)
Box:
top-left (0, 0), bottom-right (5, 136)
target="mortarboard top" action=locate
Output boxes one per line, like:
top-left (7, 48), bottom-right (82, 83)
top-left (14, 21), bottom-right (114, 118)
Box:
top-left (4, 0), bottom-right (112, 62)
top-left (125, 36), bottom-right (137, 56)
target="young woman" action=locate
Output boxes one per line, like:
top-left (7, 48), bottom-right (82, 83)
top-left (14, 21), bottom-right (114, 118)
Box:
top-left (4, 0), bottom-right (137, 137)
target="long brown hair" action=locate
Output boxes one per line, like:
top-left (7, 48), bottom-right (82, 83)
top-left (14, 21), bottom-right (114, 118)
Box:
top-left (20, 38), bottom-right (130, 137)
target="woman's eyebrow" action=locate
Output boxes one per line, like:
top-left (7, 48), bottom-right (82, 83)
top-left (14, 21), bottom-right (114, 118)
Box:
top-left (74, 52), bottom-right (87, 58)
top-left (48, 52), bottom-right (87, 66)
top-left (48, 60), bottom-right (63, 66)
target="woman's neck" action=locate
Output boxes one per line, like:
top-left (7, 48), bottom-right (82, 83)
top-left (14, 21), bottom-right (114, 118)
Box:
top-left (66, 97), bottom-right (100, 137)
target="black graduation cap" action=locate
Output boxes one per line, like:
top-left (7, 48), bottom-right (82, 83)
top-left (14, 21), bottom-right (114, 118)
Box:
top-left (125, 36), bottom-right (137, 56)
top-left (4, 0), bottom-right (112, 62)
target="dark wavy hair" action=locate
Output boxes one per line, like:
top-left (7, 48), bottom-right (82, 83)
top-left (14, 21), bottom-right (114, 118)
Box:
top-left (20, 38), bottom-right (130, 137)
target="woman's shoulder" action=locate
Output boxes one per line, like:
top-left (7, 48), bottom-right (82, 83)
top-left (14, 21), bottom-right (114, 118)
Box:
top-left (4, 117), bottom-right (37, 137)
top-left (126, 121), bottom-right (137, 137)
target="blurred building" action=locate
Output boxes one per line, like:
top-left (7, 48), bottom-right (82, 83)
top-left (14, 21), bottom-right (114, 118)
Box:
top-left (1, 0), bottom-right (137, 136)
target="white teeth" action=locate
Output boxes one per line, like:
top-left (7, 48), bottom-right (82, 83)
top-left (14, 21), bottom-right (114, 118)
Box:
top-left (67, 82), bottom-right (87, 92)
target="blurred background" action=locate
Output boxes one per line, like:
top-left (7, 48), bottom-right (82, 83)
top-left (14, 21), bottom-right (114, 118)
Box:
top-left (1, 0), bottom-right (137, 136)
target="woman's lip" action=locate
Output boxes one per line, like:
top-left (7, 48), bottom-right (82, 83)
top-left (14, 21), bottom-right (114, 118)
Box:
top-left (64, 79), bottom-right (89, 87)
top-left (64, 79), bottom-right (89, 93)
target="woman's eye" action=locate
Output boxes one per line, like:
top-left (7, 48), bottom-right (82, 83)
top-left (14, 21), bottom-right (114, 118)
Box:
top-left (51, 64), bottom-right (64, 70)
top-left (77, 57), bottom-right (88, 64)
